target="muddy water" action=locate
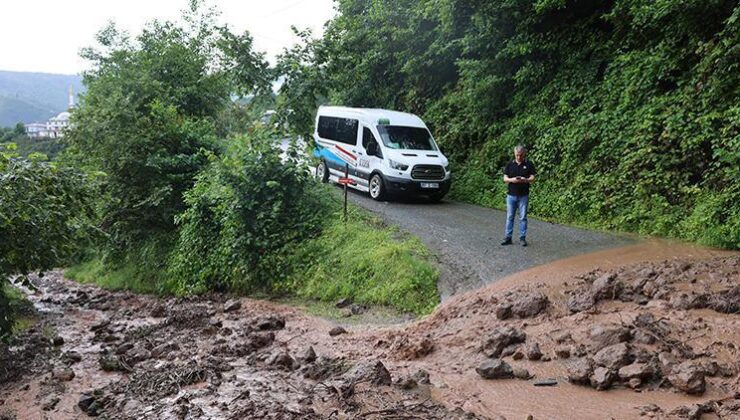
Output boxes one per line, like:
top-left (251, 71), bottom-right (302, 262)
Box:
top-left (373, 241), bottom-right (740, 419)
top-left (1, 241), bottom-right (738, 419)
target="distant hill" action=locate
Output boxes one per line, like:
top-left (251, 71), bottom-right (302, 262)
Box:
top-left (0, 70), bottom-right (84, 127)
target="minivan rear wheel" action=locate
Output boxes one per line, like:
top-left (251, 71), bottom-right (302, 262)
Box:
top-left (369, 174), bottom-right (385, 201)
top-left (315, 160), bottom-right (329, 183)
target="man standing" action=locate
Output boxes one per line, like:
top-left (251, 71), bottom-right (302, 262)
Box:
top-left (501, 145), bottom-right (536, 247)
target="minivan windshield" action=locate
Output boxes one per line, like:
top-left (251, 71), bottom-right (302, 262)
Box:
top-left (376, 125), bottom-right (437, 151)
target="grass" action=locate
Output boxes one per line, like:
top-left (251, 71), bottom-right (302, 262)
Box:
top-left (65, 258), bottom-right (159, 294)
top-left (65, 201), bottom-right (441, 316)
top-left (2, 283), bottom-right (37, 335)
top-left (283, 209), bottom-right (440, 316)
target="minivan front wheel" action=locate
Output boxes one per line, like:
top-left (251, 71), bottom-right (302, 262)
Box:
top-left (315, 160), bottom-right (329, 183)
top-left (369, 174), bottom-right (385, 201)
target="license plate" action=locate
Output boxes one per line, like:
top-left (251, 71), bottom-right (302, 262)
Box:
top-left (420, 182), bottom-right (439, 189)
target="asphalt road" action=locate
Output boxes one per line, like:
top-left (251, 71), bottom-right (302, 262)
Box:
top-left (343, 188), bottom-right (634, 300)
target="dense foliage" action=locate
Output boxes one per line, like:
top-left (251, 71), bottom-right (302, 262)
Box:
top-left (167, 132), bottom-right (324, 294)
top-left (63, 2), bottom-right (270, 264)
top-left (0, 144), bottom-right (96, 339)
top-left (277, 0), bottom-right (740, 249)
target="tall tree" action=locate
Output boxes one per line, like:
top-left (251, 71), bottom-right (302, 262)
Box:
top-left (64, 1), bottom-right (270, 257)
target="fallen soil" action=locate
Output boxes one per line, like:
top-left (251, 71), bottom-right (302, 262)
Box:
top-left (0, 242), bottom-right (738, 420)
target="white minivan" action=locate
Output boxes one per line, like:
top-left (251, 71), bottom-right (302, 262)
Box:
top-left (313, 106), bottom-right (451, 201)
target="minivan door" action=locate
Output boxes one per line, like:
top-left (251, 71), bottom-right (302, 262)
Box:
top-left (356, 125), bottom-right (383, 187)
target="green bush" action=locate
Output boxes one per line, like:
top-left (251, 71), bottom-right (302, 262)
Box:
top-left (166, 131), bottom-right (325, 294)
top-left (0, 144), bottom-right (96, 339)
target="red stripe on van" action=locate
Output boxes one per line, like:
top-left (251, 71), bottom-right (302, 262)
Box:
top-left (335, 145), bottom-right (357, 161)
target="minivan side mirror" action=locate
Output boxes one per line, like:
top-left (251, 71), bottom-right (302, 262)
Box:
top-left (366, 141), bottom-right (378, 156)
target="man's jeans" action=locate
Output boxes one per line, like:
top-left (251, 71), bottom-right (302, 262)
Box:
top-left (505, 194), bottom-right (529, 239)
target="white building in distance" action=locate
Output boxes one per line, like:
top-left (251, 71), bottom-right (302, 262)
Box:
top-left (25, 87), bottom-right (75, 139)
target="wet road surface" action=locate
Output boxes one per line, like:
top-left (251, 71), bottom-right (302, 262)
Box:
top-left (343, 188), bottom-right (634, 300)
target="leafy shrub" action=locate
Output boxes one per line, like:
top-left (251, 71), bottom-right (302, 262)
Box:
top-left (166, 131), bottom-right (324, 294)
top-left (0, 144), bottom-right (96, 339)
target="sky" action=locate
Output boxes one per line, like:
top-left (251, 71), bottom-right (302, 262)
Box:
top-left (0, 0), bottom-right (336, 75)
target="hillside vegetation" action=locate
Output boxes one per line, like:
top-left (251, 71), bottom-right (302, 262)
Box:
top-left (277, 0), bottom-right (740, 249)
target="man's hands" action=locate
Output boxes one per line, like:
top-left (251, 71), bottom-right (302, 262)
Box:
top-left (504, 175), bottom-right (534, 184)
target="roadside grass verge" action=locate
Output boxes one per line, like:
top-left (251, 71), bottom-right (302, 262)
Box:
top-left (65, 258), bottom-right (159, 294)
top-left (282, 208), bottom-right (440, 316)
top-left (2, 283), bottom-right (36, 335)
top-left (66, 193), bottom-right (440, 316)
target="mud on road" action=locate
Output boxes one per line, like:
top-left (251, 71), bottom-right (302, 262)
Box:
top-left (0, 245), bottom-right (739, 419)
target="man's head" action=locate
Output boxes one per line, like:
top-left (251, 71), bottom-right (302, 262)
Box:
top-left (514, 145), bottom-right (526, 163)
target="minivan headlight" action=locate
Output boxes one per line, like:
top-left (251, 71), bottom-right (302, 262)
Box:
top-left (389, 159), bottom-right (409, 171)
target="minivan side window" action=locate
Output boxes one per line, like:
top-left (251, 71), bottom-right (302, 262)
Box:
top-left (318, 116), bottom-right (358, 145)
top-left (362, 127), bottom-right (375, 149)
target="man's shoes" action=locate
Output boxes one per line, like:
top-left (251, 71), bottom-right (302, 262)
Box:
top-left (500, 237), bottom-right (513, 246)
top-left (520, 237), bottom-right (528, 247)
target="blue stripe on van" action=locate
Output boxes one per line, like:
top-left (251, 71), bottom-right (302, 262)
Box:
top-left (314, 144), bottom-right (352, 167)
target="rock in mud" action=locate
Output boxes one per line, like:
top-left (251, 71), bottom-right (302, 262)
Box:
top-left (246, 331), bottom-right (275, 350)
top-left (90, 318), bottom-right (111, 332)
top-left (593, 343), bottom-right (631, 370)
top-left (668, 362), bottom-right (706, 395)
top-left (126, 345), bottom-right (152, 364)
top-left (495, 304), bottom-right (512, 320)
top-left (62, 351), bottom-right (82, 365)
top-left (567, 291), bottom-right (595, 313)
top-left (709, 285), bottom-right (740, 313)
top-left (343, 360), bottom-right (392, 386)
top-left (300, 356), bottom-right (347, 381)
top-left (591, 273), bottom-right (621, 300)
top-left (223, 299), bottom-right (242, 312)
top-left (52, 336), bottom-right (64, 346)
top-left (553, 331), bottom-right (573, 344)
top-left (298, 346), bottom-right (317, 363)
top-left (329, 326), bottom-right (347, 337)
top-left (589, 324), bottom-right (631, 351)
top-left (412, 369), bottom-right (431, 385)
top-left (151, 342), bottom-right (180, 358)
top-left (590, 367), bottom-right (616, 390)
top-left (481, 326), bottom-right (526, 358)
top-left (41, 396), bottom-right (60, 411)
top-left (510, 292), bottom-right (549, 318)
top-left (669, 292), bottom-right (709, 310)
top-left (115, 342), bottom-right (134, 355)
top-left (267, 351), bottom-right (296, 370)
top-left (513, 367), bottom-right (533, 380)
top-left (78, 393), bottom-right (98, 415)
top-left (501, 344), bottom-right (520, 358)
top-left (256, 315), bottom-right (285, 331)
top-left (476, 359), bottom-right (514, 380)
top-left (554, 346), bottom-right (571, 359)
top-left (390, 336), bottom-right (435, 360)
top-left (524, 342), bottom-right (542, 360)
top-left (618, 363), bottom-right (654, 381)
top-left (99, 355), bottom-right (128, 372)
top-left (567, 358), bottom-right (594, 385)
top-left (52, 367), bottom-right (75, 381)
top-left (150, 304), bottom-right (166, 317)
top-left (658, 352), bottom-right (678, 375)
